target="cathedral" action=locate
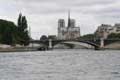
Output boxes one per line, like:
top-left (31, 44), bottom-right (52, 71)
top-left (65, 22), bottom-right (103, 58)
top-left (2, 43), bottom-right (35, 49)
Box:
top-left (57, 12), bottom-right (80, 40)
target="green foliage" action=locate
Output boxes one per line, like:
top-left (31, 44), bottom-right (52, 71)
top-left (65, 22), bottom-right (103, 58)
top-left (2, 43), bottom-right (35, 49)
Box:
top-left (40, 35), bottom-right (48, 41)
top-left (0, 13), bottom-right (30, 46)
top-left (18, 13), bottom-right (22, 29)
top-left (80, 34), bottom-right (96, 40)
top-left (0, 19), bottom-right (17, 45)
top-left (107, 33), bottom-right (120, 39)
top-left (17, 13), bottom-right (30, 46)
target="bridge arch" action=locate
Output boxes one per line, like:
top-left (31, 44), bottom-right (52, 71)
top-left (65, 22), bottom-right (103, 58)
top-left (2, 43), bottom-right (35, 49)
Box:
top-left (30, 39), bottom-right (100, 50)
top-left (53, 41), bottom-right (94, 49)
top-left (52, 40), bottom-right (100, 50)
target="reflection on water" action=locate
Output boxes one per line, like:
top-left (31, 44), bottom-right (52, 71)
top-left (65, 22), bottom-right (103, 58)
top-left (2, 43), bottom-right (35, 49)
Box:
top-left (0, 49), bottom-right (120, 80)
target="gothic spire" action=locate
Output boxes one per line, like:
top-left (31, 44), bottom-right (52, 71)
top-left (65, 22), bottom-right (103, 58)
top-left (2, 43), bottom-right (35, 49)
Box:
top-left (68, 10), bottom-right (71, 28)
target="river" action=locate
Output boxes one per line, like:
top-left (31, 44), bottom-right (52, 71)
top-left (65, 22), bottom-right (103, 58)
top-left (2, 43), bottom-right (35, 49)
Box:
top-left (0, 49), bottom-right (120, 80)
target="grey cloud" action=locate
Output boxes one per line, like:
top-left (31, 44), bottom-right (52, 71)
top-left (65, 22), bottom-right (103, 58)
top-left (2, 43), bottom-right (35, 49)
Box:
top-left (15, 0), bottom-right (116, 7)
top-left (0, 0), bottom-right (114, 16)
top-left (0, 0), bottom-right (120, 38)
top-left (13, 0), bottom-right (120, 15)
top-left (71, 0), bottom-right (115, 6)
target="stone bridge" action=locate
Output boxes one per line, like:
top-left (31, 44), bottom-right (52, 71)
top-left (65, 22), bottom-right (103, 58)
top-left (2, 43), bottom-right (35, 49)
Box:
top-left (30, 39), bottom-right (103, 50)
top-left (30, 38), bottom-right (120, 50)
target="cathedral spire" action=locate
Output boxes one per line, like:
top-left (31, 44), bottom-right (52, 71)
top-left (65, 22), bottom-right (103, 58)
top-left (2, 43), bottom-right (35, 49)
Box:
top-left (68, 10), bottom-right (71, 28)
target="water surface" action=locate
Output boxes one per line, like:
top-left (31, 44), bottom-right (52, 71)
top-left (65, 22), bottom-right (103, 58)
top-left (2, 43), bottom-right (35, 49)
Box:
top-left (0, 49), bottom-right (120, 80)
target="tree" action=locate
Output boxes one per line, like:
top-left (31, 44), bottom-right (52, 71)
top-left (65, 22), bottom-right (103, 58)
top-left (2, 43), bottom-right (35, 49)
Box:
top-left (17, 13), bottom-right (30, 46)
top-left (107, 33), bottom-right (120, 39)
top-left (0, 19), bottom-right (17, 45)
top-left (40, 35), bottom-right (48, 41)
top-left (79, 34), bottom-right (96, 40)
top-left (18, 13), bottom-right (22, 30)
top-left (0, 14), bottom-right (30, 46)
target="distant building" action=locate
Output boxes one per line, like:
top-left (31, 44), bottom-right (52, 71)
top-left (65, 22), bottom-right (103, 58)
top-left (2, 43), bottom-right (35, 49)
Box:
top-left (95, 23), bottom-right (120, 39)
top-left (48, 35), bottom-right (57, 40)
top-left (58, 11), bottom-right (80, 40)
top-left (114, 23), bottom-right (120, 33)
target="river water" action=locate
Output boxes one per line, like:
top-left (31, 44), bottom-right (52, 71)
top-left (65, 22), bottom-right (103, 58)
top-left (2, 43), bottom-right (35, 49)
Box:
top-left (0, 49), bottom-right (120, 80)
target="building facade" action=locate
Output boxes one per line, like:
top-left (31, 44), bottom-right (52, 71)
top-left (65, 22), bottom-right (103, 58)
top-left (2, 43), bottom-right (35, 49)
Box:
top-left (95, 23), bottom-right (120, 39)
top-left (58, 12), bottom-right (80, 40)
top-left (58, 19), bottom-right (65, 28)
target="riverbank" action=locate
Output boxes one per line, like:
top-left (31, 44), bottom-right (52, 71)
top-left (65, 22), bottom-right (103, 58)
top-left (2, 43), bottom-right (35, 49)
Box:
top-left (0, 47), bottom-right (39, 52)
top-left (0, 46), bottom-right (120, 52)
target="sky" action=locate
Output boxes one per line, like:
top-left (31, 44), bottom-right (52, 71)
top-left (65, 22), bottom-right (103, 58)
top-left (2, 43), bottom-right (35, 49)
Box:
top-left (0, 0), bottom-right (120, 39)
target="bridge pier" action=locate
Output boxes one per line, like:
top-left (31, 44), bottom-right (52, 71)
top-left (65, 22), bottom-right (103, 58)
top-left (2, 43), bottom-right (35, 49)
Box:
top-left (49, 39), bottom-right (53, 49)
top-left (100, 38), bottom-right (104, 48)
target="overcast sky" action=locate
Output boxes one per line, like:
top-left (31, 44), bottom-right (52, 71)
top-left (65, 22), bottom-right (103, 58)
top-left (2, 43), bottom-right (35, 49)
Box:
top-left (0, 0), bottom-right (120, 39)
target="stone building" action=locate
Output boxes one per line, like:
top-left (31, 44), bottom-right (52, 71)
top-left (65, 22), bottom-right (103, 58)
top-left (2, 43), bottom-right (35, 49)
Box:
top-left (57, 12), bottom-right (80, 40)
top-left (95, 23), bottom-right (120, 39)
top-left (114, 23), bottom-right (120, 33)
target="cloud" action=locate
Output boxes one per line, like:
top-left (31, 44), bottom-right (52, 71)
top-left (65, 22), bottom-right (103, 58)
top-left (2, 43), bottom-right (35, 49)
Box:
top-left (0, 0), bottom-right (120, 39)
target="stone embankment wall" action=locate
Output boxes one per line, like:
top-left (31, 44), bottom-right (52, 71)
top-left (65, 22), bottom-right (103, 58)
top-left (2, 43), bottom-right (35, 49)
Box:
top-left (104, 41), bottom-right (120, 49)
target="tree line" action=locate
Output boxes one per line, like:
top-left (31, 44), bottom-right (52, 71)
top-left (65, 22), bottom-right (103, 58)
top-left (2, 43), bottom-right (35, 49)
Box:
top-left (79, 33), bottom-right (120, 40)
top-left (0, 13), bottom-right (30, 46)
